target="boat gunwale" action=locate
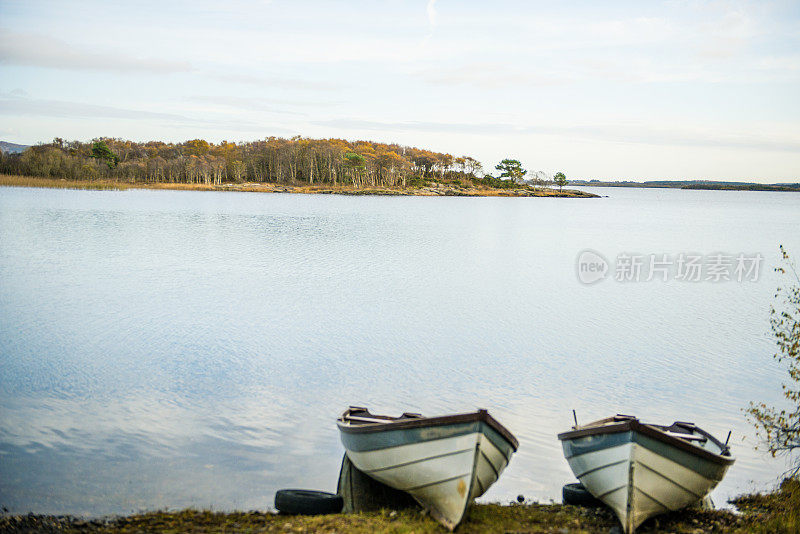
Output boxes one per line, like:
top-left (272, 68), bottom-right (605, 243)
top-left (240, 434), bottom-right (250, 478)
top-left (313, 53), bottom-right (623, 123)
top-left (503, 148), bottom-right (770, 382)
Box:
top-left (337, 408), bottom-right (519, 451)
top-left (557, 418), bottom-right (734, 466)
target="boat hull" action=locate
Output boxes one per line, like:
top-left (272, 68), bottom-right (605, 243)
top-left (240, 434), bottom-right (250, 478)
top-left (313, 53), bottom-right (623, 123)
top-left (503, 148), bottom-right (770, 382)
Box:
top-left (561, 429), bottom-right (732, 533)
top-left (338, 412), bottom-right (516, 530)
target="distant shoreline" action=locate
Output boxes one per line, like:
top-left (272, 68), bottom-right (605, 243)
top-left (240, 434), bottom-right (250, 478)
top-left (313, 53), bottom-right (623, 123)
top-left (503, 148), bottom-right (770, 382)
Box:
top-left (0, 174), bottom-right (599, 198)
top-left (572, 180), bottom-right (800, 192)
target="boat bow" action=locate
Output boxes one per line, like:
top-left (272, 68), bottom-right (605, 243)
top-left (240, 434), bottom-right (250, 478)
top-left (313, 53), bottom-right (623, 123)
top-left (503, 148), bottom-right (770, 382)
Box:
top-left (337, 407), bottom-right (518, 530)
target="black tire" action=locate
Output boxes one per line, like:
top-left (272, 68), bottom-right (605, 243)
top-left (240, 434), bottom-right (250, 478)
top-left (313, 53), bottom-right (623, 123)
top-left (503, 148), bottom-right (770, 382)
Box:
top-left (562, 482), bottom-right (603, 507)
top-left (275, 489), bottom-right (344, 515)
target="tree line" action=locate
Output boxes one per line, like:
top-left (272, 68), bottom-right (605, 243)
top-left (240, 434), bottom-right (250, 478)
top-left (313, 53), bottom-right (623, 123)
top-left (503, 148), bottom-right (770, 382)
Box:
top-left (0, 136), bottom-right (489, 188)
top-left (0, 136), bottom-right (569, 190)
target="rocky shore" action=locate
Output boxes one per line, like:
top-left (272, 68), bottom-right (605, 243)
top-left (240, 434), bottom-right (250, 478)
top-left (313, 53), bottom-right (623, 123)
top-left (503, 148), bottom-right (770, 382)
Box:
top-left (0, 174), bottom-right (598, 198)
top-left (217, 182), bottom-right (598, 198)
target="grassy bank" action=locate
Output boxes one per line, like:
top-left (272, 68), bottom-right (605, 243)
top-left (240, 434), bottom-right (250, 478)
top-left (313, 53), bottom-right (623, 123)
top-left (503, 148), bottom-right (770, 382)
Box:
top-left (729, 478), bottom-right (799, 533)
top-left (0, 174), bottom-right (598, 198)
top-left (2, 480), bottom-right (797, 533)
top-left (0, 174), bottom-right (137, 191)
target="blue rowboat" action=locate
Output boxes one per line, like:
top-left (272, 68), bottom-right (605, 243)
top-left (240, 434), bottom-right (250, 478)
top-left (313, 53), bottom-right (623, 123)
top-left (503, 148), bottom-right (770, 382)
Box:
top-left (337, 407), bottom-right (518, 530)
top-left (558, 415), bottom-right (734, 533)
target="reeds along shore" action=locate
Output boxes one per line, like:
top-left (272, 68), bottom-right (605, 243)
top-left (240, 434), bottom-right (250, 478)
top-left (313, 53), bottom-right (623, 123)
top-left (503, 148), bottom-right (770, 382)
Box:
top-left (0, 174), bottom-right (136, 190)
top-left (0, 174), bottom-right (598, 197)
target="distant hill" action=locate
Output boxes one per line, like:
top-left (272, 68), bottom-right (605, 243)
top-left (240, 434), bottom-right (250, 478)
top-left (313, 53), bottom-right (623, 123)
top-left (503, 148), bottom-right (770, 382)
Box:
top-left (0, 141), bottom-right (30, 155)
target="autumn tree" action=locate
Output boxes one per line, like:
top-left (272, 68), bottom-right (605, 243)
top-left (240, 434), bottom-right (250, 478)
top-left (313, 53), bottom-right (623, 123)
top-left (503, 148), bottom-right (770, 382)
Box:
top-left (410, 150), bottom-right (436, 177)
top-left (377, 150), bottom-right (406, 187)
top-left (495, 159), bottom-right (527, 184)
top-left (746, 246), bottom-right (800, 475)
top-left (464, 157), bottom-right (483, 177)
top-left (231, 160), bottom-right (247, 183)
top-left (186, 139), bottom-right (210, 157)
top-left (435, 153), bottom-right (453, 179)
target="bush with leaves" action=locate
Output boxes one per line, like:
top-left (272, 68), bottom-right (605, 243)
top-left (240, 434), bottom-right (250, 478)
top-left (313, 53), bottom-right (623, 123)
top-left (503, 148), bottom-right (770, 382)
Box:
top-left (747, 245), bottom-right (800, 475)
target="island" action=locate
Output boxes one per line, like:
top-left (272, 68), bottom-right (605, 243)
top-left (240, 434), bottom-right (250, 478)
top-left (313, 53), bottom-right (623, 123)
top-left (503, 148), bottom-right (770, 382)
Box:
top-left (0, 137), bottom-right (597, 198)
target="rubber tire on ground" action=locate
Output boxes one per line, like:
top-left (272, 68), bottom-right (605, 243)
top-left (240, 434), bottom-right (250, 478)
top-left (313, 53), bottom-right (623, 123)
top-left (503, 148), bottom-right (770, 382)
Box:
top-left (275, 489), bottom-right (344, 515)
top-left (562, 482), bottom-right (603, 507)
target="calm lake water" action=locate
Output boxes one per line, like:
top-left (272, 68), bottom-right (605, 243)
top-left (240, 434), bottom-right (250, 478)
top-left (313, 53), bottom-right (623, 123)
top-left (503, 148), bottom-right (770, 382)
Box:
top-left (1, 185), bottom-right (799, 516)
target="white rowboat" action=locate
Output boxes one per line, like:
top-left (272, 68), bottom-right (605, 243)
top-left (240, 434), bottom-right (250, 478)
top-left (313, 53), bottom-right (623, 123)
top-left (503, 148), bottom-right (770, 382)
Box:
top-left (337, 407), bottom-right (519, 531)
top-left (558, 415), bottom-right (735, 533)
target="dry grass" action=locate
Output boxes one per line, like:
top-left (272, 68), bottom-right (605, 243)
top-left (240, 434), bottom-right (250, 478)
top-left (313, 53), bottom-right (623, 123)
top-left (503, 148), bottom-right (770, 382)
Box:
top-left (729, 478), bottom-right (800, 534)
top-left (0, 499), bottom-right (762, 533)
top-left (0, 174), bottom-right (135, 191)
top-left (9, 482), bottom-right (800, 533)
top-left (5, 480), bottom-right (800, 533)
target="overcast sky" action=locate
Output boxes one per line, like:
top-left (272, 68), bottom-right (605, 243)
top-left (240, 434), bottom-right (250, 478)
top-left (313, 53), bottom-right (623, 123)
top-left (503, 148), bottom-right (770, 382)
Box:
top-left (1, 0), bottom-right (798, 181)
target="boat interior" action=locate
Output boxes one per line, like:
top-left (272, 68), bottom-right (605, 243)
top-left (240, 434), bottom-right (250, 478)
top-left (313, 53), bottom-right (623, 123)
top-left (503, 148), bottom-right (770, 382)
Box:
top-left (340, 406), bottom-right (425, 426)
top-left (575, 414), bottom-right (732, 456)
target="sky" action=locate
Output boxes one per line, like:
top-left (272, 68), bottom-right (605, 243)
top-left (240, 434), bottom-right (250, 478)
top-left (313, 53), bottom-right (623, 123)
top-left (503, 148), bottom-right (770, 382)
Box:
top-left (0, 0), bottom-right (798, 181)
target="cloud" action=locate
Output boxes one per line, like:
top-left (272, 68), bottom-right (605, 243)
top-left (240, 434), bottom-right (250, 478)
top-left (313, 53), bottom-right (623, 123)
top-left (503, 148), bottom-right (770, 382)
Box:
top-left (427, 0), bottom-right (437, 27)
top-left (204, 72), bottom-right (341, 90)
top-left (0, 94), bottom-right (193, 122)
top-left (0, 94), bottom-right (193, 121)
top-left (0, 30), bottom-right (193, 73)
top-left (420, 62), bottom-right (570, 88)
top-left (0, 93), bottom-right (294, 134)
top-left (312, 118), bottom-right (800, 153)
top-left (186, 96), bottom-right (306, 116)
top-left (313, 118), bottom-right (524, 136)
